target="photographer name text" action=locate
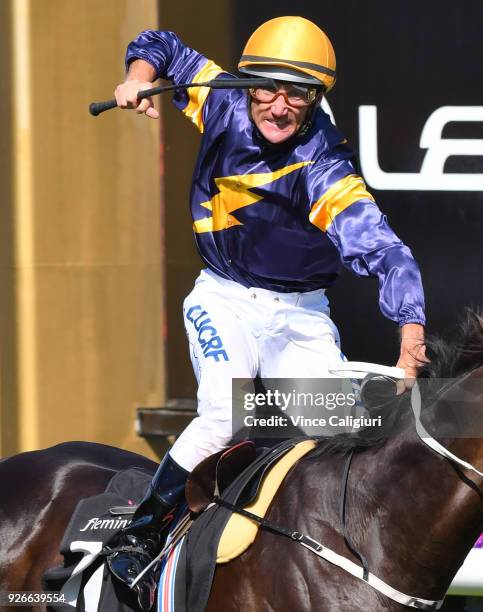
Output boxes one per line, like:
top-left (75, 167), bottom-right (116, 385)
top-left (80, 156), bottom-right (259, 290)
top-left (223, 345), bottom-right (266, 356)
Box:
top-left (244, 414), bottom-right (382, 429)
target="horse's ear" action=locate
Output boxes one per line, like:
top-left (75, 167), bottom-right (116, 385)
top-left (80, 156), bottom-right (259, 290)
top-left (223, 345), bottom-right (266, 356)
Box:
top-left (360, 374), bottom-right (398, 413)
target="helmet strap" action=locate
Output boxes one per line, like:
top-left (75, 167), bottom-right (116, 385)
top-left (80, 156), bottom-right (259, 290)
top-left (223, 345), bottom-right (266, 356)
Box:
top-left (298, 92), bottom-right (324, 136)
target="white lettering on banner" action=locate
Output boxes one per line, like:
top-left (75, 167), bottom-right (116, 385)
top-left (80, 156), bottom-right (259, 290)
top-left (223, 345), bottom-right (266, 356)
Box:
top-left (359, 105), bottom-right (483, 190)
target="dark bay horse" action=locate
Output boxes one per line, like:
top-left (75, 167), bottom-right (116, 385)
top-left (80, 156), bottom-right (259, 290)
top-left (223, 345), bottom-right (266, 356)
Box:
top-left (1, 311), bottom-right (482, 611)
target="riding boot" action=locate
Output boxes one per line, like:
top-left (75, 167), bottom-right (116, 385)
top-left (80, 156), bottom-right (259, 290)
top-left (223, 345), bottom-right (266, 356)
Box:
top-left (106, 453), bottom-right (189, 611)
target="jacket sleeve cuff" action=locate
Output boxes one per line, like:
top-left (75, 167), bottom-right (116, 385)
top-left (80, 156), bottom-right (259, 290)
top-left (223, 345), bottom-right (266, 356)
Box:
top-left (125, 52), bottom-right (160, 77)
top-left (398, 317), bottom-right (426, 327)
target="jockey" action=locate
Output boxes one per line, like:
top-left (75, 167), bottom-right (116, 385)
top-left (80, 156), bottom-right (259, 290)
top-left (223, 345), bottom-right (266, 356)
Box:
top-left (107, 16), bottom-right (426, 609)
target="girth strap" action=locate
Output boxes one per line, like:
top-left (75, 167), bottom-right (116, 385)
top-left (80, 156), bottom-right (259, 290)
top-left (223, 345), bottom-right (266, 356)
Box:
top-left (214, 497), bottom-right (296, 540)
top-left (339, 450), bottom-right (370, 581)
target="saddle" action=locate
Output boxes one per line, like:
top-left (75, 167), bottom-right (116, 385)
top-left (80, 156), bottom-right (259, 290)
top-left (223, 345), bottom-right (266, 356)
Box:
top-left (185, 440), bottom-right (258, 514)
top-left (183, 439), bottom-right (316, 563)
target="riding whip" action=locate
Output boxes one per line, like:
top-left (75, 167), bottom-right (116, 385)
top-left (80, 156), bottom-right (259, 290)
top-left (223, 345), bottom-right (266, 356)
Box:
top-left (89, 78), bottom-right (277, 116)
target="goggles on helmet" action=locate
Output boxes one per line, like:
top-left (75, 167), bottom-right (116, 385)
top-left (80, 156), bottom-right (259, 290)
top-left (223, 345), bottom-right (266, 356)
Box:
top-left (248, 81), bottom-right (319, 108)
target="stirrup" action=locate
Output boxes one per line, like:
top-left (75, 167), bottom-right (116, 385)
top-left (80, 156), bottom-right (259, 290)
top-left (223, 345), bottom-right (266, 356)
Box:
top-left (105, 533), bottom-right (163, 611)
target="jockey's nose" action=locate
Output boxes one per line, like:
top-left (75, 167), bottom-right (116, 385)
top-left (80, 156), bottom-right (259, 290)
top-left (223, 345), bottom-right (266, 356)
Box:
top-left (270, 93), bottom-right (289, 116)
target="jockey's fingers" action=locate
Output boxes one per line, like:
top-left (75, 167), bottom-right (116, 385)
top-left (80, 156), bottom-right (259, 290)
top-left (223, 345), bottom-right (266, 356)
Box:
top-left (135, 97), bottom-right (159, 118)
top-left (420, 346), bottom-right (430, 363)
top-left (403, 355), bottom-right (425, 369)
top-left (397, 379), bottom-right (412, 394)
top-left (114, 82), bottom-right (137, 108)
top-left (135, 98), bottom-right (151, 114)
top-left (400, 344), bottom-right (430, 368)
top-left (405, 354), bottom-right (430, 370)
top-left (135, 98), bottom-right (159, 118)
top-left (145, 105), bottom-right (160, 119)
top-left (395, 352), bottom-right (422, 393)
top-left (396, 367), bottom-right (418, 393)
top-left (114, 80), bottom-right (151, 109)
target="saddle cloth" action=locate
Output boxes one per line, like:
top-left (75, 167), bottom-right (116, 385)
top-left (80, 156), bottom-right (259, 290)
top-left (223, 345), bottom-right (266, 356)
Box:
top-left (42, 467), bottom-right (154, 611)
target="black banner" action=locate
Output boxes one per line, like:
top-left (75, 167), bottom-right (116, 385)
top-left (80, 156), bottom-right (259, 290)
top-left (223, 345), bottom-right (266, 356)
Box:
top-left (232, 1), bottom-right (483, 364)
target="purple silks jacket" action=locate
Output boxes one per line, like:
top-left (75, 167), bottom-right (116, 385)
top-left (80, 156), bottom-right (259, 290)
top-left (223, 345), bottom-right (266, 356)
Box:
top-left (126, 31), bottom-right (426, 326)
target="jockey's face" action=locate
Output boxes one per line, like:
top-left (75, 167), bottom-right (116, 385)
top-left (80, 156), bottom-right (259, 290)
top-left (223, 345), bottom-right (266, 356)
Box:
top-left (250, 82), bottom-right (314, 144)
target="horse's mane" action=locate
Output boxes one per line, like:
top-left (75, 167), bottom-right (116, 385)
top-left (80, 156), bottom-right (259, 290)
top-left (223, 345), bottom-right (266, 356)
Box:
top-left (311, 308), bottom-right (483, 458)
top-left (419, 308), bottom-right (483, 379)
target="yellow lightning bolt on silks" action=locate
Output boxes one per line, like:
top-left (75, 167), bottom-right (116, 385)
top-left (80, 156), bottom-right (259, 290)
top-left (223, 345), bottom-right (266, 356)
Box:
top-left (193, 161), bottom-right (314, 234)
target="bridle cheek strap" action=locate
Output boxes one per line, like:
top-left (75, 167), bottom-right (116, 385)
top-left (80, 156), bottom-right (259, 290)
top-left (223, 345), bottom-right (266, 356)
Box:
top-left (330, 362), bottom-right (483, 478)
top-left (411, 382), bottom-right (483, 478)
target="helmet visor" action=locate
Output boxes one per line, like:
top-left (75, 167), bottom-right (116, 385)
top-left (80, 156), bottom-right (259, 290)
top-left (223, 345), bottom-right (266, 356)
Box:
top-left (239, 64), bottom-right (325, 87)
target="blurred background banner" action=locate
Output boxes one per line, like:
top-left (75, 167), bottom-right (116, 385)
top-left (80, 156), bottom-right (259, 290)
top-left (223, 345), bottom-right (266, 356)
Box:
top-left (0, 1), bottom-right (482, 462)
top-left (237, 0), bottom-right (483, 368)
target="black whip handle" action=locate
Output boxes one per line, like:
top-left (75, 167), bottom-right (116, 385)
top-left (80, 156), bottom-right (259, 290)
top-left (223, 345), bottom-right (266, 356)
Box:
top-left (89, 78), bottom-right (275, 116)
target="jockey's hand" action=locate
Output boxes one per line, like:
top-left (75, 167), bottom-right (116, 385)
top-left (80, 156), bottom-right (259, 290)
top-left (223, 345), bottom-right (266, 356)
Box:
top-left (114, 79), bottom-right (159, 118)
top-left (395, 323), bottom-right (429, 393)
top-left (114, 60), bottom-right (159, 119)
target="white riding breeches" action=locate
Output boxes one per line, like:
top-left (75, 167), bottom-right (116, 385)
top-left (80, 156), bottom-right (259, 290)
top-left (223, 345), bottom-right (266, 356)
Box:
top-left (168, 269), bottom-right (347, 471)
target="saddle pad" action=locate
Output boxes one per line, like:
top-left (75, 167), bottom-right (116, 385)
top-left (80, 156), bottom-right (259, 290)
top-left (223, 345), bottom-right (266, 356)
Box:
top-left (217, 438), bottom-right (316, 563)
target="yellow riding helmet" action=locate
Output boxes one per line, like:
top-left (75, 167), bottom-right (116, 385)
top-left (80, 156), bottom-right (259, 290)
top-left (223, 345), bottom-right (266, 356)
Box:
top-left (238, 16), bottom-right (336, 92)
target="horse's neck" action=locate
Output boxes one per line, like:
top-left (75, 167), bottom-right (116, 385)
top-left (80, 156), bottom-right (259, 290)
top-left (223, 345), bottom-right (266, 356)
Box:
top-left (352, 430), bottom-right (482, 597)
